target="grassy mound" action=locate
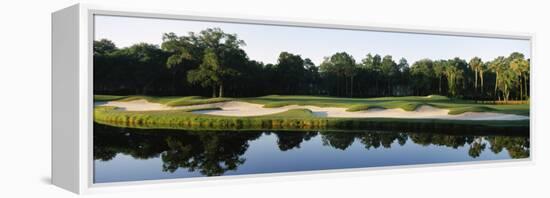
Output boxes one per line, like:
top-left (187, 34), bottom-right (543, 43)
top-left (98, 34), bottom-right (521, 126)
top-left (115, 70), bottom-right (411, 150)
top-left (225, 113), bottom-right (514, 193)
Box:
top-left (93, 95), bottom-right (232, 107)
top-left (180, 96), bottom-right (207, 100)
top-left (346, 104), bottom-right (385, 112)
top-left (448, 106), bottom-right (495, 115)
top-left (377, 101), bottom-right (428, 111)
top-left (94, 95), bottom-right (128, 101)
top-left (424, 95), bottom-right (449, 100)
top-left (165, 97), bottom-right (231, 107)
top-left (399, 102), bottom-right (426, 111)
top-left (116, 96), bottom-right (184, 104)
top-left (260, 108), bottom-right (315, 118)
top-left (183, 107), bottom-right (223, 112)
top-left (262, 101), bottom-right (292, 108)
top-left (246, 95), bottom-right (448, 111)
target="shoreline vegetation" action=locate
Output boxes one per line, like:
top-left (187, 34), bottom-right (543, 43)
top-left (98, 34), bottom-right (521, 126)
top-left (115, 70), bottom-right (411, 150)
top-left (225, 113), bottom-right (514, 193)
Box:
top-left (94, 95), bottom-right (529, 133)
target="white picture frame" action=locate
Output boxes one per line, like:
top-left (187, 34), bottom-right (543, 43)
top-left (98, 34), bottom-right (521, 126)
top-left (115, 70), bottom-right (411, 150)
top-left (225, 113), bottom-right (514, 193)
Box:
top-left (52, 3), bottom-right (534, 194)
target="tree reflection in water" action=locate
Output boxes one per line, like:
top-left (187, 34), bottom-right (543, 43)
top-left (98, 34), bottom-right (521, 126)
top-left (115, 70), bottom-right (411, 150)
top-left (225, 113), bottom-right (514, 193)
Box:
top-left (161, 132), bottom-right (262, 176)
top-left (94, 123), bottom-right (530, 177)
top-left (274, 131), bottom-right (318, 151)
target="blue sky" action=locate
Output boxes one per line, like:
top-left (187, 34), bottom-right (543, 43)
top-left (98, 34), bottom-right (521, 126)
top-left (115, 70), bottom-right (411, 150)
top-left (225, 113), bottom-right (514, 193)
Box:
top-left (94, 15), bottom-right (530, 65)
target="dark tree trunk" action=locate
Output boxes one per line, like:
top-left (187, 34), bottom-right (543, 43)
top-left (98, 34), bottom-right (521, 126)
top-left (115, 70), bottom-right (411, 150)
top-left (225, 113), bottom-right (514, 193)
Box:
top-left (375, 77), bottom-right (379, 96)
top-left (387, 78), bottom-right (391, 96)
top-left (212, 86), bottom-right (217, 98)
top-left (439, 76), bottom-right (442, 94)
top-left (345, 77), bottom-right (348, 97)
top-left (494, 72), bottom-right (499, 101)
top-left (336, 76), bottom-right (340, 97)
top-left (519, 75), bottom-right (523, 100)
top-left (350, 76), bottom-right (353, 98)
top-left (172, 71), bottom-right (177, 95)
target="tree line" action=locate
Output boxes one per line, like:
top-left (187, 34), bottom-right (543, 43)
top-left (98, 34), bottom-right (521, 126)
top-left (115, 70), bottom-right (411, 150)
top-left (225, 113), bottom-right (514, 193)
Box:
top-left (94, 27), bottom-right (530, 101)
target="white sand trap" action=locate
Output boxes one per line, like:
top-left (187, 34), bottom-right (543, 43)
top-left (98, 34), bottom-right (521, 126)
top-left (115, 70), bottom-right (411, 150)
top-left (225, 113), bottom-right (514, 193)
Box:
top-left (94, 99), bottom-right (289, 116)
top-left (192, 101), bottom-right (290, 116)
top-left (95, 99), bottom-right (171, 111)
top-left (95, 99), bottom-right (529, 121)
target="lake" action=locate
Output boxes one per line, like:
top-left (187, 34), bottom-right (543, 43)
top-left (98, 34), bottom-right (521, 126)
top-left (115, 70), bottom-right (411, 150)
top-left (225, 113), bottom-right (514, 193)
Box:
top-left (93, 123), bottom-right (529, 183)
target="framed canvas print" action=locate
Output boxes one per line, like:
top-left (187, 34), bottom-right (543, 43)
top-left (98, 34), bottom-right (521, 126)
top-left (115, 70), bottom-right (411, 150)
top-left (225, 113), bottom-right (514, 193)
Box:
top-left (52, 4), bottom-right (533, 194)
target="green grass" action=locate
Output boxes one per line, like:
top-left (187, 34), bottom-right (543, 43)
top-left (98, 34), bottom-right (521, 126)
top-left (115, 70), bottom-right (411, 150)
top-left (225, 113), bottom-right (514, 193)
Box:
top-left (181, 107), bottom-right (223, 112)
top-left (375, 101), bottom-right (428, 111)
top-left (94, 95), bottom-right (128, 101)
top-left (447, 106), bottom-right (495, 115)
top-left (94, 106), bottom-right (528, 133)
top-left (165, 97), bottom-right (232, 107)
top-left (94, 106), bottom-right (327, 130)
top-left (116, 95), bottom-right (181, 104)
top-left (346, 104), bottom-right (385, 112)
top-left (430, 101), bottom-right (530, 116)
top-left (259, 108), bottom-right (315, 118)
top-left (240, 95), bottom-right (529, 116)
top-left (346, 101), bottom-right (442, 112)
top-left (94, 94), bottom-right (529, 115)
top-left (93, 95), bottom-right (232, 107)
top-left (93, 94), bottom-right (530, 132)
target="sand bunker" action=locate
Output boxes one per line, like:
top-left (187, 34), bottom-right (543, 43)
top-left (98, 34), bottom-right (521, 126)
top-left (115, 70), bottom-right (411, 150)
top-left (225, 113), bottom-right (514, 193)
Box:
top-left (95, 99), bottom-right (529, 121)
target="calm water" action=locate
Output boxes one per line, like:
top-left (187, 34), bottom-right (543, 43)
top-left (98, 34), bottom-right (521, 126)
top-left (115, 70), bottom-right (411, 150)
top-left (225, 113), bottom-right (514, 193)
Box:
top-left (93, 123), bottom-right (529, 183)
